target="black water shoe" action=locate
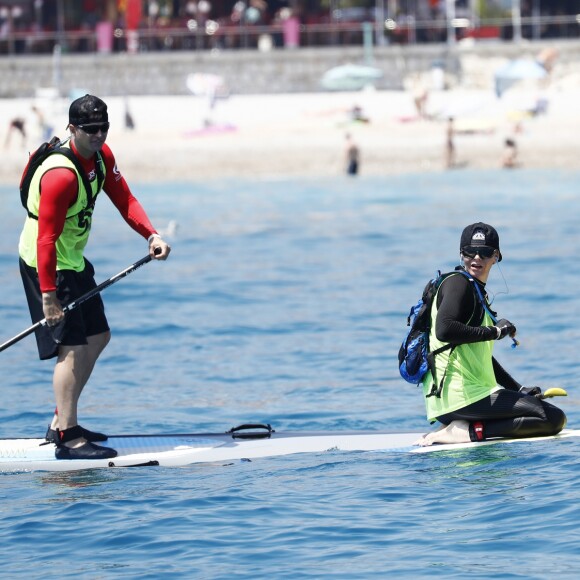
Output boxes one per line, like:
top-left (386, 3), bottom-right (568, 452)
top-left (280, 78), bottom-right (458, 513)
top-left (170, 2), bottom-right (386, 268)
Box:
top-left (45, 425), bottom-right (108, 444)
top-left (52, 425), bottom-right (117, 460)
top-left (55, 440), bottom-right (118, 460)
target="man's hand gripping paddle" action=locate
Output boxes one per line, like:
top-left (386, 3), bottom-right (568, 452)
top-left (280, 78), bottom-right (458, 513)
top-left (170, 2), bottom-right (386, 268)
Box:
top-left (0, 253), bottom-right (156, 354)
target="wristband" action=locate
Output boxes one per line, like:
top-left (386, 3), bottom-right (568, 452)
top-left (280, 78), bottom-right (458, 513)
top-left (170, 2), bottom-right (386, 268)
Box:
top-left (147, 233), bottom-right (161, 244)
top-left (495, 326), bottom-right (501, 339)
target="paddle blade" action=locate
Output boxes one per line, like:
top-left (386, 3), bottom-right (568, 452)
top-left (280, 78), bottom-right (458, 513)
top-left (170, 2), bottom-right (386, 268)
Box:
top-left (542, 388), bottom-right (568, 399)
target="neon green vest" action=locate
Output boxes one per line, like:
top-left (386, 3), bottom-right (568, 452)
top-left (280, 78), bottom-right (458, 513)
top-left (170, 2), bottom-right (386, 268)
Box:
top-left (18, 144), bottom-right (105, 272)
top-left (421, 277), bottom-right (497, 422)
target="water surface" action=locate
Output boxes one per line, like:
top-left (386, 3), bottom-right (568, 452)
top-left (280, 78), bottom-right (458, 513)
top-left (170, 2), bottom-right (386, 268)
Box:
top-left (0, 169), bottom-right (579, 579)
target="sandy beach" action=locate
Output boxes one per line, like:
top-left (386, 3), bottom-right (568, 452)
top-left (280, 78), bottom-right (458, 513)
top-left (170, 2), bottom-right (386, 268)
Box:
top-left (2, 86), bottom-right (579, 185)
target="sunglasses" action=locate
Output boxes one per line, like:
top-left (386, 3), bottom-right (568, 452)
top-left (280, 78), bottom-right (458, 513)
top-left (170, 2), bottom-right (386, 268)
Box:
top-left (462, 246), bottom-right (496, 259)
top-left (78, 122), bottom-right (110, 134)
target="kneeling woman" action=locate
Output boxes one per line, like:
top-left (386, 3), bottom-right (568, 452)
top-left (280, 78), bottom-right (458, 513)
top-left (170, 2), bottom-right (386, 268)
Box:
top-left (416, 222), bottom-right (566, 447)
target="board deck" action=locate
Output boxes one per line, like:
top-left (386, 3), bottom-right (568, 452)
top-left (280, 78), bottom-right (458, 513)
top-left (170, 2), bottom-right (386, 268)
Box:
top-left (1, 428), bottom-right (579, 472)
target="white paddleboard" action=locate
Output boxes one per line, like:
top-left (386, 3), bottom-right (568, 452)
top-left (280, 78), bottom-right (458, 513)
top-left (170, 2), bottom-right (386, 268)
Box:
top-left (1, 426), bottom-right (579, 472)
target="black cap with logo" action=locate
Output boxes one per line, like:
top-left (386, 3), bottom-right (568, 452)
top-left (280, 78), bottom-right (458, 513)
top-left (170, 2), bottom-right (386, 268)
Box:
top-left (460, 222), bottom-right (502, 261)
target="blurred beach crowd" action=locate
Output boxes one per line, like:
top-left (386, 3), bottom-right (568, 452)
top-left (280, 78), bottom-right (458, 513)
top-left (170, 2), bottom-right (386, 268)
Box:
top-left (3, 81), bottom-right (578, 184)
top-left (2, 0), bottom-right (579, 54)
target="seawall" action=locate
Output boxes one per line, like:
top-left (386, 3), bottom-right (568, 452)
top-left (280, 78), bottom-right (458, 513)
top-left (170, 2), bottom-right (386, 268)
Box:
top-left (2, 40), bottom-right (579, 98)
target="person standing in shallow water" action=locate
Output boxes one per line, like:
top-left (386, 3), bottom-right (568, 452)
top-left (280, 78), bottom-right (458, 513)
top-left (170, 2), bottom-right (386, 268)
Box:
top-left (445, 117), bottom-right (455, 169)
top-left (501, 138), bottom-right (519, 168)
top-left (18, 94), bottom-right (171, 460)
top-left (415, 222), bottom-right (566, 446)
top-left (344, 133), bottom-right (360, 176)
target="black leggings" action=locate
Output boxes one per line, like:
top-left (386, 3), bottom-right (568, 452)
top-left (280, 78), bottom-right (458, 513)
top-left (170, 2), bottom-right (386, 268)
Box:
top-left (437, 389), bottom-right (567, 440)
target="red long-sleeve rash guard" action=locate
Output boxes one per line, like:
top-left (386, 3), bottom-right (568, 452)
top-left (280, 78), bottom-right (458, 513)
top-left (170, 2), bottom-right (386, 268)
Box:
top-left (36, 142), bottom-right (156, 292)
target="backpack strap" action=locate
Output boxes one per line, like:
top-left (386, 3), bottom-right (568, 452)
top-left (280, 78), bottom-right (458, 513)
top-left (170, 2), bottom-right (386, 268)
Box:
top-left (426, 343), bottom-right (455, 398)
top-left (55, 146), bottom-right (101, 213)
top-left (27, 142), bottom-right (103, 220)
top-left (425, 269), bottom-right (484, 398)
top-left (456, 269), bottom-right (498, 322)
top-left (93, 150), bottom-right (105, 198)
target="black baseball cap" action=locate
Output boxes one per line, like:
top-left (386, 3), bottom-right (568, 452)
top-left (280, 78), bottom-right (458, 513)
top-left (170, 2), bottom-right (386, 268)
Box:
top-left (460, 222), bottom-right (502, 261)
top-left (68, 94), bottom-right (108, 126)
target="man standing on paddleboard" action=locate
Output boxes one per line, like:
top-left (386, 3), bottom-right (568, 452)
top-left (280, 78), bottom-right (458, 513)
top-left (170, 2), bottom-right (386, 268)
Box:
top-left (415, 222), bottom-right (566, 446)
top-left (18, 94), bottom-right (171, 460)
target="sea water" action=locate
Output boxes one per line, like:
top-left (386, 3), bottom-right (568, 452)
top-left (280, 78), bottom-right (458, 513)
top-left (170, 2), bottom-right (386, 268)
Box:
top-left (0, 170), bottom-right (579, 579)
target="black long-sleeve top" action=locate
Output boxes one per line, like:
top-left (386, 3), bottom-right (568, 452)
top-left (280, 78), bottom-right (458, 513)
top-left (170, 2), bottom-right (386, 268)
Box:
top-left (435, 270), bottom-right (521, 391)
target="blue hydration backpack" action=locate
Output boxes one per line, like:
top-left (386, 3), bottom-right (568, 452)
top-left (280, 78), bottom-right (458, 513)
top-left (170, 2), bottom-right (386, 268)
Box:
top-left (399, 268), bottom-right (498, 397)
top-left (398, 271), bottom-right (455, 389)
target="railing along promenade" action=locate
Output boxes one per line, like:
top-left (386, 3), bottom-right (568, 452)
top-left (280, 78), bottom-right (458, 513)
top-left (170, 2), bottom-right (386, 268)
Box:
top-left (1, 14), bottom-right (579, 56)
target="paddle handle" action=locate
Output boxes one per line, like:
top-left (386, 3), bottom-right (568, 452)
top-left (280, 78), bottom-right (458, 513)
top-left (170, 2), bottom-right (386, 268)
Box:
top-left (541, 388), bottom-right (568, 399)
top-left (0, 254), bottom-right (153, 354)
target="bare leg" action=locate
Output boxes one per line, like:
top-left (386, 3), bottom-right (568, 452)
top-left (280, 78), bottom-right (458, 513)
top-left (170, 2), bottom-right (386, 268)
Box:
top-left (50, 331), bottom-right (110, 447)
top-left (417, 420), bottom-right (471, 447)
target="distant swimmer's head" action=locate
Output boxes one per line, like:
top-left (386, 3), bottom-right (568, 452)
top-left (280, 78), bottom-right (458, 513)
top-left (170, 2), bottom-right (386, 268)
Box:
top-left (460, 222), bottom-right (502, 262)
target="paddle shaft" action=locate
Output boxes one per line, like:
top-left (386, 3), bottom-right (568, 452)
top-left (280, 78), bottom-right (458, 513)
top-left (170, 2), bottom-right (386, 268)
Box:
top-left (0, 254), bottom-right (153, 354)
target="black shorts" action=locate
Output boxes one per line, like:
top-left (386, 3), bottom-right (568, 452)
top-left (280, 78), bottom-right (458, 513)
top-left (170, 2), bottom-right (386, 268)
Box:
top-left (19, 257), bottom-right (110, 360)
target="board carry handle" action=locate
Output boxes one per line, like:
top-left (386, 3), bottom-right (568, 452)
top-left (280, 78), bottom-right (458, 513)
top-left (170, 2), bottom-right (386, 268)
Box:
top-left (227, 423), bottom-right (275, 439)
top-left (0, 253), bottom-right (156, 354)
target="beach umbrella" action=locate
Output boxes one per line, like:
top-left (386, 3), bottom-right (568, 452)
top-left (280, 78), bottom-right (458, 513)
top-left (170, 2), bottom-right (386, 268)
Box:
top-left (320, 64), bottom-right (383, 91)
top-left (494, 59), bottom-right (547, 97)
top-left (186, 73), bottom-right (229, 98)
